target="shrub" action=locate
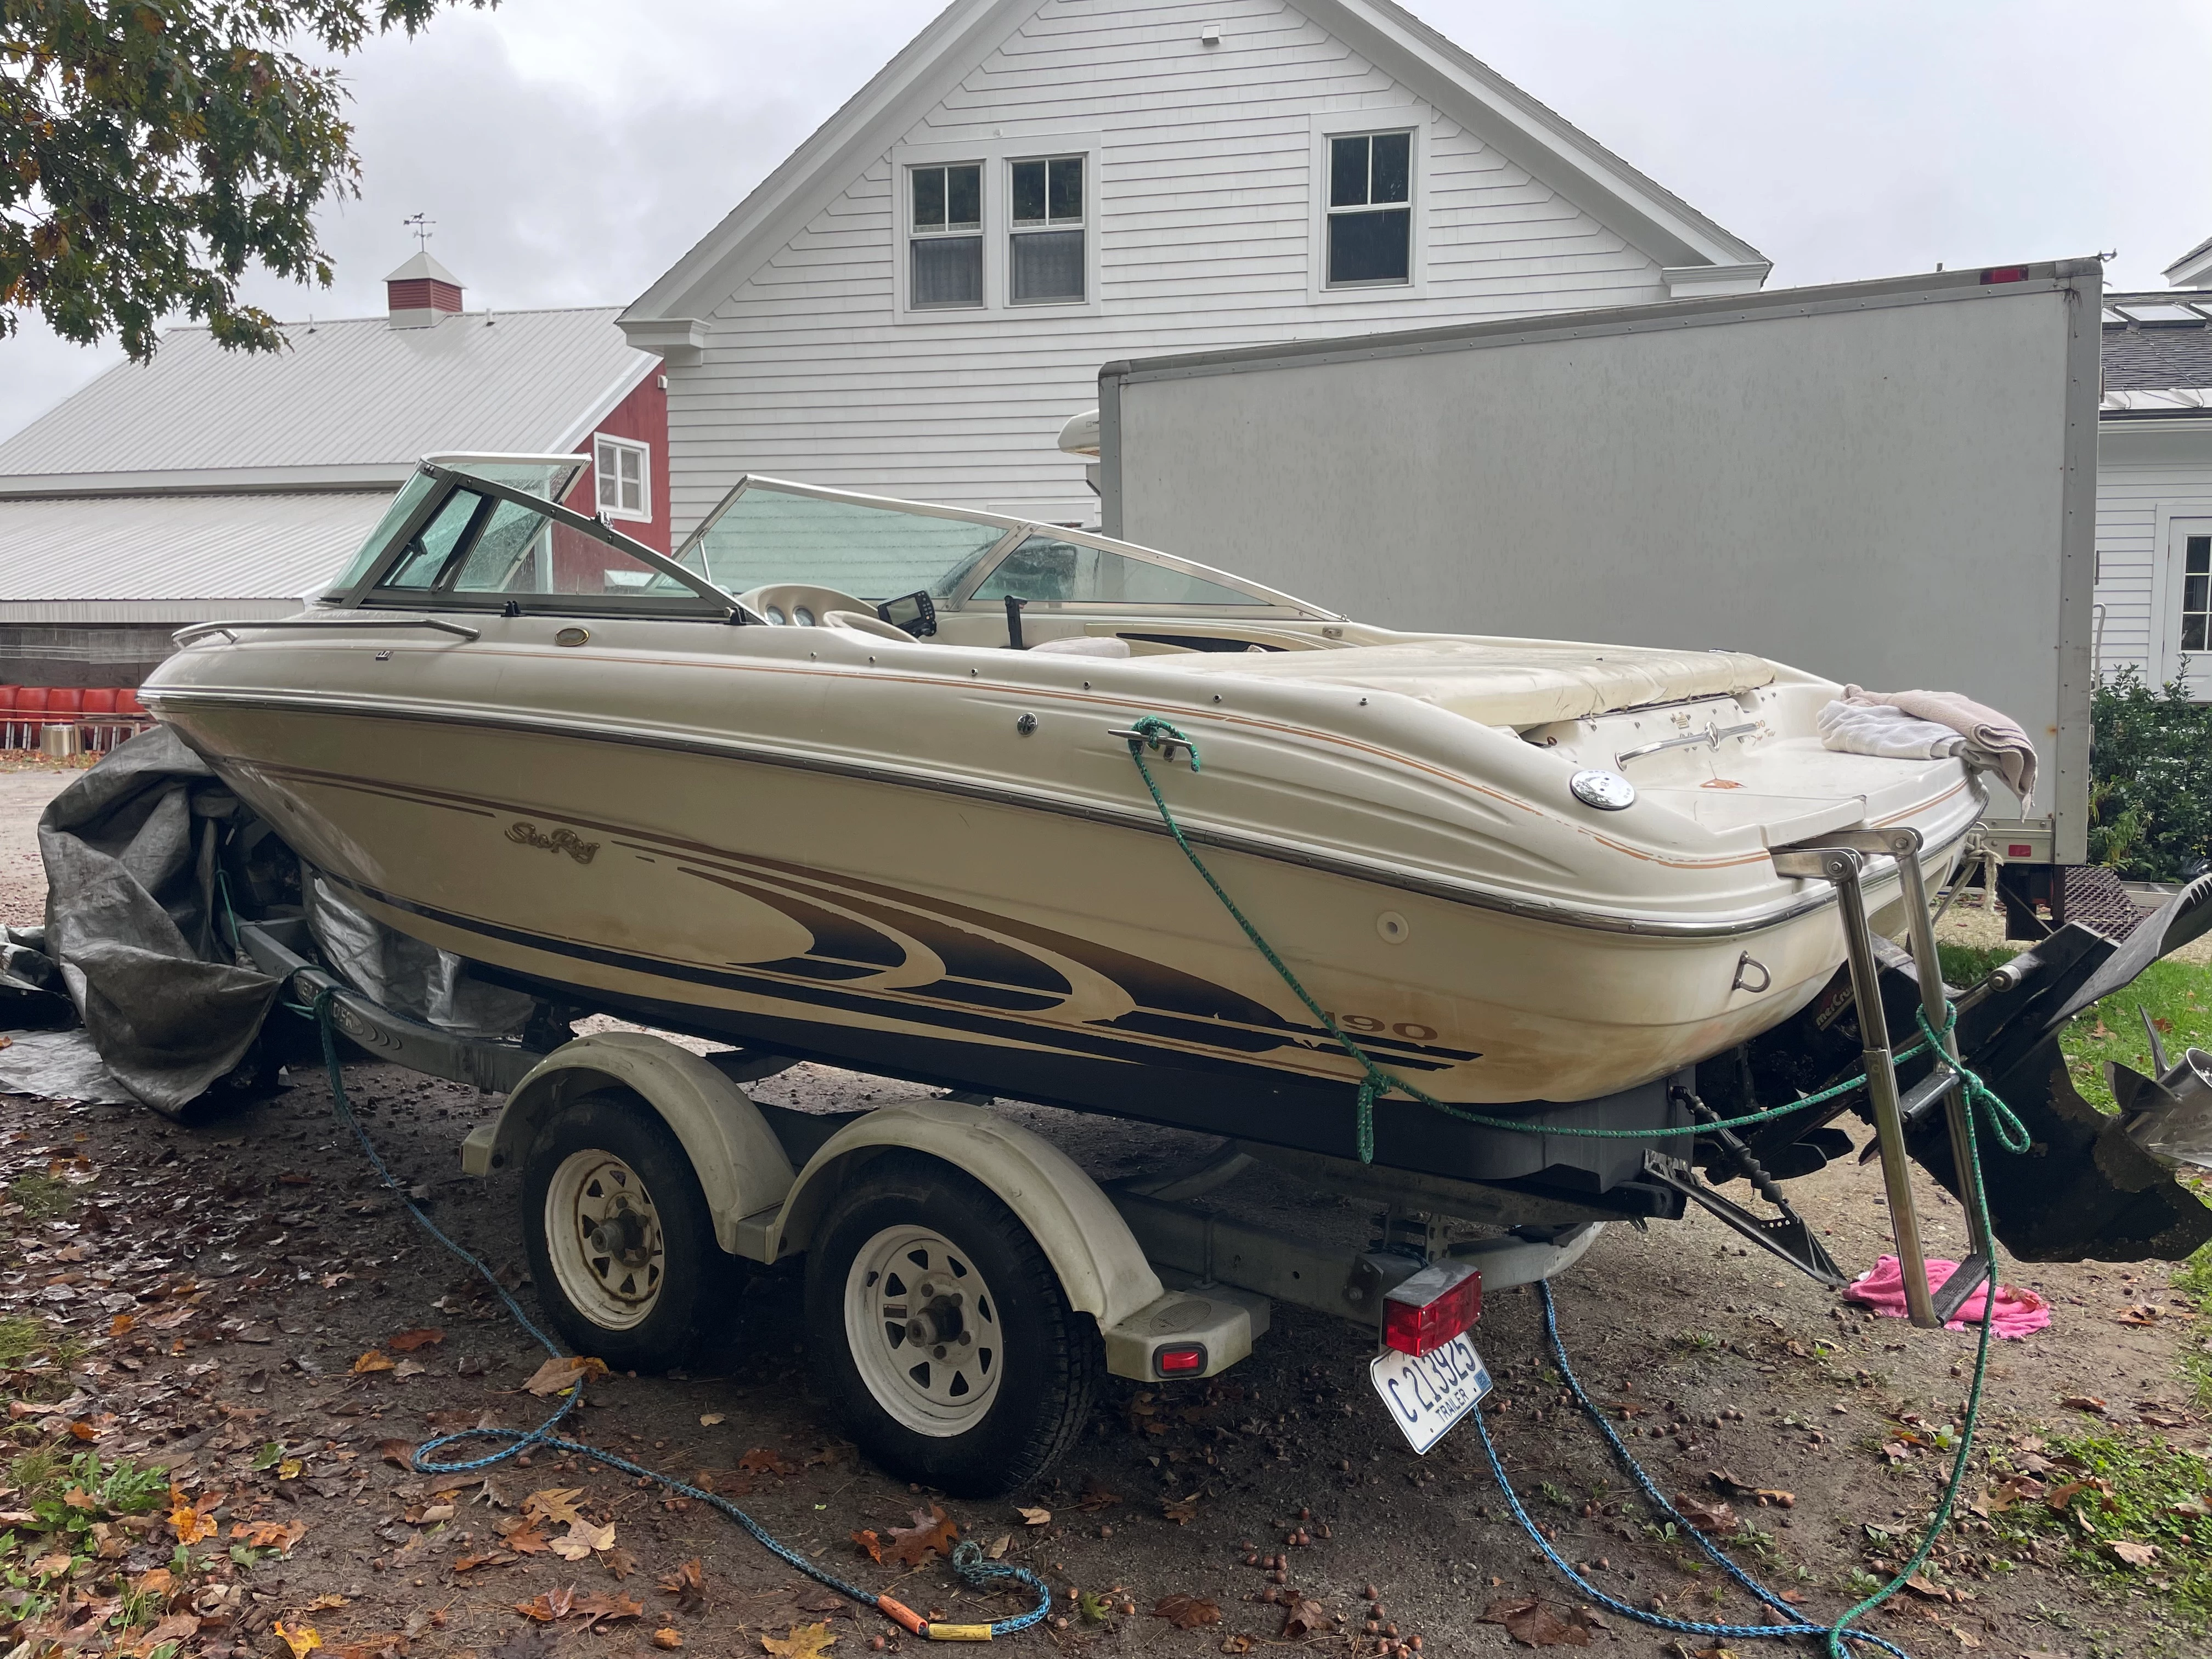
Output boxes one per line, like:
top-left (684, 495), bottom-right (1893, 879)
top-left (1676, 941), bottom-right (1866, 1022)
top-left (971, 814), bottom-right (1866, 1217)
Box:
top-left (2089, 667), bottom-right (2212, 880)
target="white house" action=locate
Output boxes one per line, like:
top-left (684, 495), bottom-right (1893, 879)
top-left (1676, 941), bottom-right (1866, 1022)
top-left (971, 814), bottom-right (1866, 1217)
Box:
top-left (621, 0), bottom-right (1768, 531)
top-left (2092, 235), bottom-right (2212, 695)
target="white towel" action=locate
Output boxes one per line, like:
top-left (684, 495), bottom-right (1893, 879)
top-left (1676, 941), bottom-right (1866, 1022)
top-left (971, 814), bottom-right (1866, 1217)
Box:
top-left (1817, 698), bottom-right (1968, 761)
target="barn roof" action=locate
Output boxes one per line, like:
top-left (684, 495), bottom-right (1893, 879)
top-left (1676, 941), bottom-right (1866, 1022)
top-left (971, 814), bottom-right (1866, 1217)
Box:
top-left (619, 0), bottom-right (1769, 354)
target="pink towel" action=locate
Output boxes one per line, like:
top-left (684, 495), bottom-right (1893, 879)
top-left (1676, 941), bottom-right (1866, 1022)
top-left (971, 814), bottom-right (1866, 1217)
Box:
top-left (1842, 1255), bottom-right (2051, 1336)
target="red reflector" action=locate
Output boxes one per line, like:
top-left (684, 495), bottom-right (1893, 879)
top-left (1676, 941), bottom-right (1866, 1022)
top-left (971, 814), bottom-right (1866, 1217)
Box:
top-left (1155, 1344), bottom-right (1205, 1376)
top-left (2006, 844), bottom-right (2033, 858)
top-left (1381, 1261), bottom-right (1483, 1357)
top-left (1981, 265), bottom-right (2030, 284)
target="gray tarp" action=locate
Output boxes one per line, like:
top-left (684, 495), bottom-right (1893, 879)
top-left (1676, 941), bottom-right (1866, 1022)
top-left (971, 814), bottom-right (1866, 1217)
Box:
top-left (35, 726), bottom-right (280, 1114)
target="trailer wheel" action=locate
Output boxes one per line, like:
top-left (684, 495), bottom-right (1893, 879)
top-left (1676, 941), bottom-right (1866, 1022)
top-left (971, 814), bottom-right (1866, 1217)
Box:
top-left (522, 1091), bottom-right (725, 1371)
top-left (805, 1153), bottom-right (1102, 1497)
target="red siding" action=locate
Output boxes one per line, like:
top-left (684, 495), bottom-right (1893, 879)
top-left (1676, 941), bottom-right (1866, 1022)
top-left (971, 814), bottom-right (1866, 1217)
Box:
top-left (561, 364), bottom-right (671, 555)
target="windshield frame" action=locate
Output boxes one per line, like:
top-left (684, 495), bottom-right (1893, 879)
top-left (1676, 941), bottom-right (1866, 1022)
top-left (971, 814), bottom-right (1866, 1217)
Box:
top-left (674, 475), bottom-right (1334, 618)
top-left (326, 462), bottom-right (747, 618)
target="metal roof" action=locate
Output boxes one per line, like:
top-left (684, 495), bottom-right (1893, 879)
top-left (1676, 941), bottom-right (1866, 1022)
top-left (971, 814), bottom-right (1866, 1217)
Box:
top-left (0, 306), bottom-right (652, 483)
top-left (0, 492), bottom-right (392, 618)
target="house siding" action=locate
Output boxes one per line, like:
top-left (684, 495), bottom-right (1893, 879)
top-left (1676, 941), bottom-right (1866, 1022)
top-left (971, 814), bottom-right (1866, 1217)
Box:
top-left (2092, 422), bottom-right (2212, 693)
top-left (666, 0), bottom-right (1668, 533)
top-left (565, 368), bottom-right (673, 554)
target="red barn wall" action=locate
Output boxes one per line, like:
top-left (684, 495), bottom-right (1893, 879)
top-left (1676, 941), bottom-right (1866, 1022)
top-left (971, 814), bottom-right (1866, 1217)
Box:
top-left (561, 364), bottom-right (671, 555)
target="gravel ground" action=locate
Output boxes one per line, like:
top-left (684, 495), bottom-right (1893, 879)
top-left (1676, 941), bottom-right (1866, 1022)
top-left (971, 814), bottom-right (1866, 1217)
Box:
top-left (1, 758), bottom-right (2207, 1659)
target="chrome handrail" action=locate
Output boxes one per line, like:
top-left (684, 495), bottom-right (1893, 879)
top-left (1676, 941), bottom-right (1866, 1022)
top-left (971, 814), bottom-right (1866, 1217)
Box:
top-left (173, 616), bottom-right (483, 646)
top-left (1615, 718), bottom-right (1760, 768)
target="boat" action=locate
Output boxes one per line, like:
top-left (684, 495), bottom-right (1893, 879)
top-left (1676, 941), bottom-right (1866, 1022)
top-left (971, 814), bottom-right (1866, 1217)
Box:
top-left (142, 454), bottom-right (1986, 1197)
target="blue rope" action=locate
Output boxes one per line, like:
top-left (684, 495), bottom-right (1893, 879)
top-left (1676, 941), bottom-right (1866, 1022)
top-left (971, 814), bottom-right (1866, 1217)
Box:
top-left (304, 988), bottom-right (1050, 1638)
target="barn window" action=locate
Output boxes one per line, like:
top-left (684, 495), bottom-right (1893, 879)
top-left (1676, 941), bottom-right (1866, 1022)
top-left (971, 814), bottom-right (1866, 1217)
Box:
top-left (910, 163), bottom-right (984, 308)
top-left (594, 435), bottom-right (650, 521)
top-left (1327, 131), bottom-right (1412, 286)
top-left (1009, 155), bottom-right (1084, 303)
top-left (2183, 534), bottom-right (2211, 653)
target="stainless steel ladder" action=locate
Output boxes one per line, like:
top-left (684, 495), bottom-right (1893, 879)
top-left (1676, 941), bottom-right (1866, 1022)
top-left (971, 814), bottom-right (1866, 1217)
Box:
top-left (1770, 828), bottom-right (1997, 1329)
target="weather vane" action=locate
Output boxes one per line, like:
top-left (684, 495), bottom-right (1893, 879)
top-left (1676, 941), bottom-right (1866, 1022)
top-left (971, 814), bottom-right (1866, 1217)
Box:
top-left (403, 213), bottom-right (436, 251)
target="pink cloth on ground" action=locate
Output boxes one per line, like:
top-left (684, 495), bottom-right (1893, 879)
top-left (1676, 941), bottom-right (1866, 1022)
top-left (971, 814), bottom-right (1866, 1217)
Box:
top-left (1842, 1255), bottom-right (2051, 1336)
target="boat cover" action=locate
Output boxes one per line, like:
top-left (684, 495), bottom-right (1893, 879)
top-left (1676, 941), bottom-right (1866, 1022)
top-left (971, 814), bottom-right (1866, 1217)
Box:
top-left (1150, 639), bottom-right (1778, 726)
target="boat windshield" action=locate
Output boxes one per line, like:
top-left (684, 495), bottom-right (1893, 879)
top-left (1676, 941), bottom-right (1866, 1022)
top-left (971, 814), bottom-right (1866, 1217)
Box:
top-left (674, 477), bottom-right (1294, 608)
top-left (321, 455), bottom-right (589, 599)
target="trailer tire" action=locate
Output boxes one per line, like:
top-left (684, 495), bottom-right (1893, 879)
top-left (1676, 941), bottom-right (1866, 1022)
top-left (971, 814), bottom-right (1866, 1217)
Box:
top-left (806, 1153), bottom-right (1102, 1497)
top-left (521, 1090), bottom-right (729, 1372)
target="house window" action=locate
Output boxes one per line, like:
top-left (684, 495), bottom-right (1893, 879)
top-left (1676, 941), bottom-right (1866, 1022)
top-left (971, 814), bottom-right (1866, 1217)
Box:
top-left (1009, 155), bottom-right (1084, 304)
top-left (594, 435), bottom-right (650, 521)
top-left (2183, 534), bottom-right (2211, 653)
top-left (1327, 131), bottom-right (1411, 286)
top-left (910, 162), bottom-right (983, 308)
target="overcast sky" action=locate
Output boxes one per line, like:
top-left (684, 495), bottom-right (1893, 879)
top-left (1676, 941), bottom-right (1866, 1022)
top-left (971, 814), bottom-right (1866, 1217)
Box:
top-left (4, 0), bottom-right (2209, 442)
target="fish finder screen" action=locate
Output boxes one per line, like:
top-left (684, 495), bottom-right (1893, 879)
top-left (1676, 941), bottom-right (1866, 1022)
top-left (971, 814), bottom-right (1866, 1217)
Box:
top-left (877, 590), bottom-right (938, 637)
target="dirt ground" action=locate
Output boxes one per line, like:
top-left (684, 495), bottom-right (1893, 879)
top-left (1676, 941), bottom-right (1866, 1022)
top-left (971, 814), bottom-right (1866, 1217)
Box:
top-left (3, 758), bottom-right (2209, 1659)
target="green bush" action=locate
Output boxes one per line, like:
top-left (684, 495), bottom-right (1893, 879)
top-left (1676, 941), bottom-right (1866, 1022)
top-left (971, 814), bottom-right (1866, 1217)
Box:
top-left (2089, 667), bottom-right (2212, 880)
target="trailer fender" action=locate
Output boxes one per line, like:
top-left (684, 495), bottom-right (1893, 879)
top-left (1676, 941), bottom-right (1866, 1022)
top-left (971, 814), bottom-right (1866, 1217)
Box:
top-left (768, 1099), bottom-right (1164, 1330)
top-left (460, 1032), bottom-right (794, 1256)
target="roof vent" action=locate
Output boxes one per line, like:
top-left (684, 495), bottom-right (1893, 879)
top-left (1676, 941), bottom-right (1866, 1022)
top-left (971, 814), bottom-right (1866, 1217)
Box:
top-left (385, 251), bottom-right (463, 329)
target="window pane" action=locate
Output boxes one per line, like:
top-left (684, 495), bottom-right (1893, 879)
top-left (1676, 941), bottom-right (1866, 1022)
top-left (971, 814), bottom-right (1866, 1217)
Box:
top-left (383, 489), bottom-right (486, 588)
top-left (912, 166), bottom-right (945, 230)
top-left (1328, 208), bottom-right (1410, 284)
top-left (2190, 535), bottom-right (2211, 574)
top-left (596, 447), bottom-right (620, 511)
top-left (912, 235), bottom-right (983, 306)
top-left (1048, 156), bottom-right (1083, 222)
top-left (679, 484), bottom-right (1010, 600)
top-left (973, 535), bottom-right (1267, 606)
top-left (2185, 615), bottom-right (2207, 652)
top-left (2186, 573), bottom-right (2208, 616)
top-left (450, 498), bottom-right (556, 592)
top-left (1330, 134), bottom-right (1369, 207)
top-left (946, 163), bottom-right (981, 229)
top-left (1011, 229), bottom-right (1084, 303)
top-left (1011, 159), bottom-right (1046, 224)
top-left (1370, 131), bottom-right (1410, 204)
top-left (325, 471), bottom-right (438, 593)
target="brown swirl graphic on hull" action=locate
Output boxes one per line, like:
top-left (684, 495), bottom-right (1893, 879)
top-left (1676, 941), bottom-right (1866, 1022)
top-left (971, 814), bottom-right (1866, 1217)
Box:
top-left (507, 822), bottom-right (600, 865)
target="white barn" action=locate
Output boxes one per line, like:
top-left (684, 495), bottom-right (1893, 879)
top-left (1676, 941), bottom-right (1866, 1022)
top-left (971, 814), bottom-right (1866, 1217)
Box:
top-left (2093, 236), bottom-right (2212, 695)
top-left (621, 0), bottom-right (1768, 531)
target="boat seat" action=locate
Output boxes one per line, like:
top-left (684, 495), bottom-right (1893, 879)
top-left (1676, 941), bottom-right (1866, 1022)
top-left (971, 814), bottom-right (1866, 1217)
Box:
top-left (1140, 637), bottom-right (1777, 725)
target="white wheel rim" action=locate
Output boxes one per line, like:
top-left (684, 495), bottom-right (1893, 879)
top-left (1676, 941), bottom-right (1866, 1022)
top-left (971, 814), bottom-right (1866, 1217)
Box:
top-left (844, 1225), bottom-right (1005, 1437)
top-left (544, 1150), bottom-right (668, 1331)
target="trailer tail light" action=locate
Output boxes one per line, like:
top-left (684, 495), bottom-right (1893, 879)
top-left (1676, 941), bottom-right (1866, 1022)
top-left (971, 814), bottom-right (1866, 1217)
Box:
top-left (1154, 1344), bottom-right (1206, 1376)
top-left (2007, 844), bottom-right (2033, 858)
top-left (1981, 266), bottom-right (2030, 284)
top-left (1382, 1261), bottom-right (1482, 1357)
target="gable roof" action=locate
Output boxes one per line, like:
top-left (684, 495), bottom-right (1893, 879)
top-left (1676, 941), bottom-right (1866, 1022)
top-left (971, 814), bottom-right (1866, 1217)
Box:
top-left (2164, 234), bottom-right (2212, 289)
top-left (0, 305), bottom-right (654, 497)
top-left (620, 0), bottom-right (1768, 345)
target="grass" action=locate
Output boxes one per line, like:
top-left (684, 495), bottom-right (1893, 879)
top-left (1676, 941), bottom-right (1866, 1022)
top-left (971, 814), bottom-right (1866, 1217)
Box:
top-left (1985, 1431), bottom-right (2212, 1628)
top-left (0, 1315), bottom-right (67, 1369)
top-left (3, 1173), bottom-right (76, 1222)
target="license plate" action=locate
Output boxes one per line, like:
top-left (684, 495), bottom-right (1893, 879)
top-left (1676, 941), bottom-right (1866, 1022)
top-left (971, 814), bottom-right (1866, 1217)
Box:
top-left (1369, 1333), bottom-right (1491, 1454)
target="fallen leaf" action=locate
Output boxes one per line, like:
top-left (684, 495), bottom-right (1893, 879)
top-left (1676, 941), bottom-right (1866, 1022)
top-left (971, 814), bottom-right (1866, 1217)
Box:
top-left (985, 1534), bottom-right (1011, 1560)
top-left (602, 1545), bottom-right (639, 1579)
top-left (352, 1350), bottom-right (396, 1375)
top-left (652, 1632), bottom-right (684, 1651)
top-left (2140, 1408), bottom-right (2191, 1429)
top-left (1153, 1594), bottom-right (1221, 1630)
top-left (387, 1328), bottom-right (445, 1352)
top-left (658, 1558), bottom-right (707, 1614)
top-left (1904, 1576), bottom-right (1954, 1601)
top-left (1707, 1469), bottom-right (1795, 1508)
top-left (1071, 1480), bottom-right (1121, 1513)
top-left (2104, 1539), bottom-right (2159, 1568)
top-left (1673, 1494), bottom-right (1739, 1537)
top-left (1015, 1505), bottom-right (1051, 1526)
top-left (697, 1413), bottom-right (726, 1427)
top-left (1220, 1638), bottom-right (1254, 1655)
top-left (516, 1588), bottom-right (577, 1623)
top-left (2059, 1395), bottom-right (2107, 1414)
top-left (884, 1503), bottom-right (959, 1568)
top-left (230, 1520), bottom-right (306, 1551)
top-left (1161, 1492), bottom-right (1201, 1525)
top-left (849, 1530), bottom-right (883, 1564)
top-left (139, 1612), bottom-right (202, 1652)
top-left (761, 1622), bottom-right (836, 1659)
top-left (275, 1622), bottom-right (323, 1659)
top-left (169, 1502), bottom-right (217, 1545)
top-left (110, 1313), bottom-right (134, 1336)
top-left (2115, 1305), bottom-right (2162, 1327)
top-left (523, 1488), bottom-right (588, 1526)
top-left (573, 1592), bottom-right (644, 1630)
top-left (451, 1551), bottom-right (517, 1572)
top-left (376, 1440), bottom-right (415, 1470)
top-left (1278, 1597), bottom-right (1333, 1640)
top-left (550, 1519), bottom-right (617, 1561)
top-left (523, 1356), bottom-right (610, 1397)
top-left (392, 1359), bottom-right (430, 1380)
top-left (304, 1595), bottom-right (347, 1613)
top-left (1481, 1598), bottom-right (1591, 1648)
top-left (736, 1446), bottom-right (798, 1478)
top-left (27, 1553), bottom-right (72, 1578)
top-left (499, 1521), bottom-right (551, 1555)
top-left (1880, 1441), bottom-right (1914, 1465)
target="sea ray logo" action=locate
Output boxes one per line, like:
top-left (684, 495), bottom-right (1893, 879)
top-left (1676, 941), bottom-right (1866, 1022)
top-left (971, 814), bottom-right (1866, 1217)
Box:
top-left (507, 821), bottom-right (600, 865)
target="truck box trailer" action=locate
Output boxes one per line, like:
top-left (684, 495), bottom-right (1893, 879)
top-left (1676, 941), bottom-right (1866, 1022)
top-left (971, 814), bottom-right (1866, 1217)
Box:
top-left (1095, 258), bottom-right (2103, 873)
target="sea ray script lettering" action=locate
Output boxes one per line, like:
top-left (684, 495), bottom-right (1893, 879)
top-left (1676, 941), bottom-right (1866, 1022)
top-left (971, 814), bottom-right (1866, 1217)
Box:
top-left (507, 822), bottom-right (600, 865)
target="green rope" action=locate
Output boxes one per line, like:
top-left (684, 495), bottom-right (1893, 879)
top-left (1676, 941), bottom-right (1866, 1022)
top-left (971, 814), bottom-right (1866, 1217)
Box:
top-left (1117, 714), bottom-right (2028, 1659)
top-left (1118, 716), bottom-right (2019, 1163)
